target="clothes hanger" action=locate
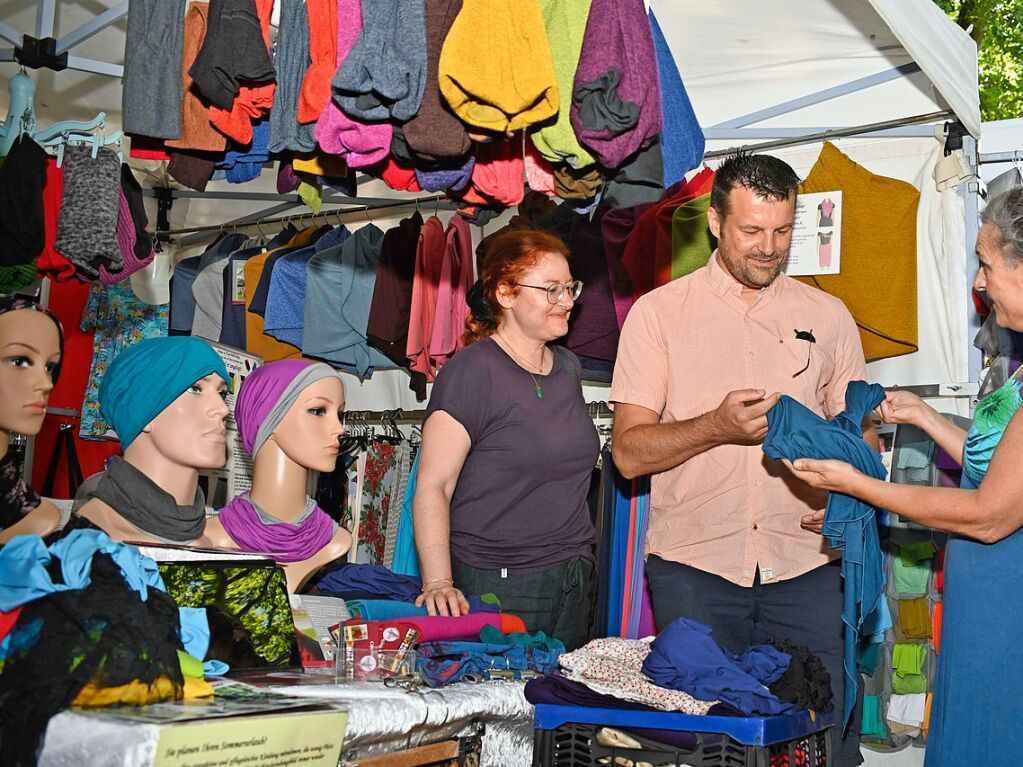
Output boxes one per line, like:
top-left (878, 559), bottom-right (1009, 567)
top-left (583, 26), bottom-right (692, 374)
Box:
top-left (0, 68), bottom-right (122, 160)
top-left (51, 124), bottom-right (124, 168)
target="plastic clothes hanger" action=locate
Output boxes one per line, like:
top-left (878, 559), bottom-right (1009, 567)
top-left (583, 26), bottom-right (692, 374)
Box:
top-left (0, 69), bottom-right (123, 160)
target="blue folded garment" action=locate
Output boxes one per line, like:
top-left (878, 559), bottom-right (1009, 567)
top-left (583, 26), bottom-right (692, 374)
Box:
top-left (346, 597), bottom-right (498, 621)
top-left (642, 617), bottom-right (793, 716)
top-left (762, 380), bottom-right (892, 726)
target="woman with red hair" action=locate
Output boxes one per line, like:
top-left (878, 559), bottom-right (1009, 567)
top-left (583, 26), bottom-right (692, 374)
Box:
top-left (413, 228), bottom-right (597, 649)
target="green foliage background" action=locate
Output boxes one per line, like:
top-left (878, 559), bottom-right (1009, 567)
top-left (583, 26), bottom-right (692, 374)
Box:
top-left (162, 565), bottom-right (293, 665)
top-left (934, 0), bottom-right (1023, 120)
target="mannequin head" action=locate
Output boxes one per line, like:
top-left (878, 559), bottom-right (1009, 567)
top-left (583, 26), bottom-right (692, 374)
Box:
top-left (234, 359), bottom-right (346, 471)
top-left (137, 373), bottom-right (230, 469)
top-left (0, 301), bottom-right (63, 452)
top-left (99, 336), bottom-right (230, 470)
top-left (267, 375), bottom-right (345, 472)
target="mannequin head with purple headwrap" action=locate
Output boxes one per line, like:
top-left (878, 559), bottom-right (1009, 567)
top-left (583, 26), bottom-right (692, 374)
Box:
top-left (206, 359), bottom-right (352, 592)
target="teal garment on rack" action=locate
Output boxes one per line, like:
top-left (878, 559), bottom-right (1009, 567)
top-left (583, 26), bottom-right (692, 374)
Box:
top-left (391, 449), bottom-right (422, 578)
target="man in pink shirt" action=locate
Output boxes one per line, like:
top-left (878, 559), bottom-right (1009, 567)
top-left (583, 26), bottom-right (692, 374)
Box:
top-left (611, 154), bottom-right (871, 766)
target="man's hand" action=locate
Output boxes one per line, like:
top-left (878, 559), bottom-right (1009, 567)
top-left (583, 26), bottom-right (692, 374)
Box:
top-left (710, 389), bottom-right (782, 444)
top-left (800, 509), bottom-right (825, 534)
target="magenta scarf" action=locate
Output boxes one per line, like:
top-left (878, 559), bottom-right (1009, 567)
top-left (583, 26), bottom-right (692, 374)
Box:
top-left (217, 493), bottom-right (335, 562)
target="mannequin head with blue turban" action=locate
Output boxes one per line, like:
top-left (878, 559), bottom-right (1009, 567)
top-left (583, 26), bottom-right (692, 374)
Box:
top-left (99, 336), bottom-right (231, 466)
top-left (72, 337), bottom-right (231, 546)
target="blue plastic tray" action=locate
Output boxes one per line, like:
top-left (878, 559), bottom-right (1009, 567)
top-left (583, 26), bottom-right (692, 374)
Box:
top-left (533, 704), bottom-right (833, 747)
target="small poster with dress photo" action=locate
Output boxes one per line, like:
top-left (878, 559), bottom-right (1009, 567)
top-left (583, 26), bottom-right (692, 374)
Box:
top-left (784, 190), bottom-right (842, 277)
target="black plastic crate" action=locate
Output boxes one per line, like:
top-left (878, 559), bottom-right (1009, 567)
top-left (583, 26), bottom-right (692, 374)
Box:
top-left (532, 704), bottom-right (831, 767)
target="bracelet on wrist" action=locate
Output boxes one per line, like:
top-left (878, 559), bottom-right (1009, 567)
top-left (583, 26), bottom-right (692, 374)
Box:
top-left (423, 577), bottom-right (453, 588)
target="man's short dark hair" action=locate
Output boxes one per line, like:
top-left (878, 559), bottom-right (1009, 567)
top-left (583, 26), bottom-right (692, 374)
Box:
top-left (710, 153), bottom-right (800, 216)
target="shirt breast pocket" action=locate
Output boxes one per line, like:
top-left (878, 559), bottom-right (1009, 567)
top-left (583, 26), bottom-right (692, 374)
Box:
top-left (778, 337), bottom-right (836, 408)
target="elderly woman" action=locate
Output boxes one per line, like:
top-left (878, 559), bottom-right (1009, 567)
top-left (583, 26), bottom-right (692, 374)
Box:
top-left (413, 228), bottom-right (598, 650)
top-left (785, 187), bottom-right (1023, 766)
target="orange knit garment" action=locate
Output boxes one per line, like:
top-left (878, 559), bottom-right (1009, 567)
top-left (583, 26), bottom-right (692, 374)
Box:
top-left (297, 0), bottom-right (338, 123)
top-left (167, 3), bottom-right (227, 152)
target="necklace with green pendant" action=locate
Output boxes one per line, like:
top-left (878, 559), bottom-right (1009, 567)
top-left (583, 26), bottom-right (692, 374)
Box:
top-left (496, 333), bottom-right (548, 399)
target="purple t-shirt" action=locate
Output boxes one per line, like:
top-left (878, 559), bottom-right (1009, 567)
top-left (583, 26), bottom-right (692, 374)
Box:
top-left (425, 337), bottom-right (599, 573)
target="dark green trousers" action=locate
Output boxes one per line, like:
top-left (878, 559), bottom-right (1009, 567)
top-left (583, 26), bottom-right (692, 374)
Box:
top-left (452, 556), bottom-right (595, 651)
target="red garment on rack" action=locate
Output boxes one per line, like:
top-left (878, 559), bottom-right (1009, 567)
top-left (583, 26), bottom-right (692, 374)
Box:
top-left (208, 0), bottom-right (276, 144)
top-left (36, 159), bottom-right (76, 282)
top-left (620, 167), bottom-right (714, 301)
top-left (406, 216), bottom-right (447, 381)
top-left (297, 0), bottom-right (338, 124)
top-left (31, 279), bottom-right (121, 497)
top-left (128, 135), bottom-right (172, 162)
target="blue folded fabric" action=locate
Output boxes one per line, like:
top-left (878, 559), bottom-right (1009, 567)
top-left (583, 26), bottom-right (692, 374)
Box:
top-left (649, 10), bottom-right (704, 187)
top-left (312, 563), bottom-right (423, 602)
top-left (346, 597), bottom-right (498, 621)
top-left (762, 380), bottom-right (891, 726)
top-left (642, 617), bottom-right (793, 716)
top-left (417, 639), bottom-right (563, 687)
top-left (0, 530), bottom-right (162, 608)
top-left (392, 449), bottom-right (422, 577)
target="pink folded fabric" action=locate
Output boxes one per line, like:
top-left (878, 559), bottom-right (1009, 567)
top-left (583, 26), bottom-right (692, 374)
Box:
top-left (98, 191), bottom-right (155, 285)
top-left (313, 0), bottom-right (392, 167)
top-left (375, 613), bottom-right (528, 642)
top-left (524, 142), bottom-right (557, 196)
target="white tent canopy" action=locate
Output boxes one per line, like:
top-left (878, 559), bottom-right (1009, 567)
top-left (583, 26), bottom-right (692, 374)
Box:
top-left (652, 0), bottom-right (979, 143)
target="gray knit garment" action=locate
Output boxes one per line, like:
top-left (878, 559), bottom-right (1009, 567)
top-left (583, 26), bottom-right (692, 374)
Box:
top-left (268, 0), bottom-right (316, 153)
top-left (121, 0), bottom-right (186, 139)
top-left (190, 258), bottom-right (231, 341)
top-left (333, 0), bottom-right (428, 122)
top-left (54, 147), bottom-right (122, 281)
top-left (402, 0), bottom-right (470, 161)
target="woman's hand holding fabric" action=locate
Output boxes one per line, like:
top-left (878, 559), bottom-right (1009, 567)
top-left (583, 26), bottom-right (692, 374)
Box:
top-left (877, 390), bottom-right (931, 427)
top-left (781, 457), bottom-right (865, 534)
top-left (782, 457), bottom-right (861, 493)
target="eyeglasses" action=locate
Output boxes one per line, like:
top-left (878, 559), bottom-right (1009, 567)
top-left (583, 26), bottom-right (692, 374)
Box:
top-left (516, 280), bottom-right (584, 304)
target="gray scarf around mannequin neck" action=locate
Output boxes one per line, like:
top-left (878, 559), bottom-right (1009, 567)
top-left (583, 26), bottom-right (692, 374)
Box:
top-left (88, 456), bottom-right (206, 542)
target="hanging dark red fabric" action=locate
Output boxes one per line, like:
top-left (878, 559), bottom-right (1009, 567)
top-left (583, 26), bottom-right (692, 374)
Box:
top-left (31, 279), bottom-right (121, 497)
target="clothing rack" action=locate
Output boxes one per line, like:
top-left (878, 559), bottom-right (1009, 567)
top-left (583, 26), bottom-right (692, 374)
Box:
top-left (149, 188), bottom-right (461, 246)
top-left (702, 110), bottom-right (954, 160)
top-left (343, 401), bottom-right (616, 428)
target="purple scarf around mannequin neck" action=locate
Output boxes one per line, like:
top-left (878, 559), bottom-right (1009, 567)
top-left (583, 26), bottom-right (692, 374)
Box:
top-left (217, 493), bottom-right (335, 562)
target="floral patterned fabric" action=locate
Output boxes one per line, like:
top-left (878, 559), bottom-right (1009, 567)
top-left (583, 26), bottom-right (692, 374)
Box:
top-left (353, 440), bottom-right (400, 564)
top-left (78, 281), bottom-right (168, 440)
top-left (0, 451), bottom-right (41, 529)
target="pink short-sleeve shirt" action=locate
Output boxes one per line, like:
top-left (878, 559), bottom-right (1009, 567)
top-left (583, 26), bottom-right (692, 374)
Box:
top-left (610, 254), bottom-right (868, 587)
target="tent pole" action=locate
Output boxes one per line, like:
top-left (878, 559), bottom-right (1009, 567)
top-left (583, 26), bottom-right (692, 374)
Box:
top-left (711, 63), bottom-right (922, 130)
top-left (962, 133), bottom-right (982, 383)
top-left (703, 110), bottom-right (953, 159)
